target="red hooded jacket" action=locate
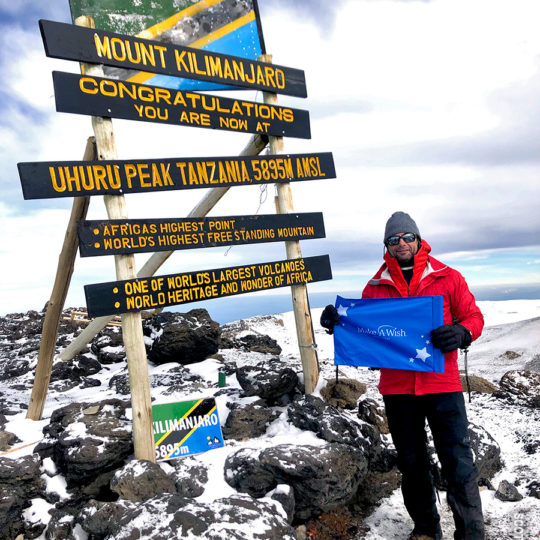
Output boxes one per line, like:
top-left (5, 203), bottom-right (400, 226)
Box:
top-left (361, 240), bottom-right (484, 395)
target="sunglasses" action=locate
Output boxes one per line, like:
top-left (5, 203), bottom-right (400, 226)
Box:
top-left (386, 233), bottom-right (417, 246)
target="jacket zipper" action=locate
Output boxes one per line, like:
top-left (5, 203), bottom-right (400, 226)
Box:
top-left (406, 282), bottom-right (417, 394)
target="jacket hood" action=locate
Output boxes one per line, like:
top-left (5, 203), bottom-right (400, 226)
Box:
top-left (369, 240), bottom-right (449, 296)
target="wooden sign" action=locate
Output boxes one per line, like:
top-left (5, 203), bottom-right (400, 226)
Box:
top-left (153, 398), bottom-right (224, 461)
top-left (77, 213), bottom-right (325, 256)
top-left (52, 71), bottom-right (311, 138)
top-left (85, 254), bottom-right (332, 317)
top-left (18, 152), bottom-right (335, 199)
top-left (40, 20), bottom-right (306, 97)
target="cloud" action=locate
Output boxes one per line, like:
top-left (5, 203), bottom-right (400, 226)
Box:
top-left (2, 0), bottom-right (540, 315)
top-left (258, 0), bottom-right (347, 33)
top-left (0, 1), bottom-right (70, 24)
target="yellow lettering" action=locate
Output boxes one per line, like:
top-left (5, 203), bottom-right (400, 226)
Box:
top-left (138, 164), bottom-right (150, 187)
top-left (175, 50), bottom-right (189, 72)
top-left (79, 76), bottom-right (98, 94)
top-left (111, 37), bottom-right (126, 61)
top-left (50, 167), bottom-right (65, 192)
top-left (94, 35), bottom-right (111, 59)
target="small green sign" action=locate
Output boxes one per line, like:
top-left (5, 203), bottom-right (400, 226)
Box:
top-left (152, 398), bottom-right (224, 461)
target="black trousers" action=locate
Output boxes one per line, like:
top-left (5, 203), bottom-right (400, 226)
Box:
top-left (384, 392), bottom-right (485, 540)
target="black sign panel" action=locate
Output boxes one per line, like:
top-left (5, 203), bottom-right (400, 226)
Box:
top-left (85, 255), bottom-right (332, 317)
top-left (40, 20), bottom-right (306, 98)
top-left (78, 213), bottom-right (325, 257)
top-left (18, 152), bottom-right (335, 200)
top-left (52, 71), bottom-right (311, 139)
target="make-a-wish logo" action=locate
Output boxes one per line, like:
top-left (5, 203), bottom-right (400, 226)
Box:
top-left (377, 325), bottom-right (407, 339)
top-left (357, 327), bottom-right (378, 336)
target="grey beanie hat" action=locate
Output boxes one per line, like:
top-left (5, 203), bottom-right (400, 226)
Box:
top-left (384, 211), bottom-right (421, 243)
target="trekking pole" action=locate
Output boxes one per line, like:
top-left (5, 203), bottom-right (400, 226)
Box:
top-left (463, 347), bottom-right (471, 403)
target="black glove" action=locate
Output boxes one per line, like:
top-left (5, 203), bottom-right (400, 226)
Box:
top-left (320, 304), bottom-right (340, 335)
top-left (430, 324), bottom-right (472, 353)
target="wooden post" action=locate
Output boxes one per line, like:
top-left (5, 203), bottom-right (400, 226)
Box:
top-left (75, 16), bottom-right (154, 461)
top-left (260, 53), bottom-right (319, 394)
top-left (59, 133), bottom-right (268, 361)
top-left (26, 138), bottom-right (95, 420)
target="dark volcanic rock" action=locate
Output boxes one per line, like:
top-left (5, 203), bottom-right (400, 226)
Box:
top-left (111, 459), bottom-right (176, 502)
top-left (236, 359), bottom-right (298, 402)
top-left (0, 358), bottom-right (32, 380)
top-left (495, 480), bottom-right (524, 501)
top-left (0, 455), bottom-right (46, 540)
top-left (469, 422), bottom-right (502, 483)
top-left (524, 354), bottom-right (540, 373)
top-left (171, 456), bottom-right (208, 498)
top-left (0, 310), bottom-right (43, 340)
top-left (109, 368), bottom-right (204, 396)
top-left (79, 377), bottom-right (102, 389)
top-left (225, 443), bottom-right (368, 520)
top-left (0, 399), bottom-right (26, 417)
top-left (269, 484), bottom-right (295, 524)
top-left (220, 333), bottom-right (282, 354)
top-left (45, 509), bottom-right (75, 539)
top-left (80, 493), bottom-right (295, 539)
top-left (288, 395), bottom-right (377, 456)
top-left (356, 469), bottom-right (401, 514)
top-left (90, 329), bottom-right (125, 364)
top-left (431, 421), bottom-right (502, 490)
top-left (526, 480), bottom-right (540, 499)
top-left (222, 402), bottom-right (281, 441)
top-left (150, 368), bottom-right (203, 394)
top-left (224, 447), bottom-right (277, 498)
top-left (79, 499), bottom-right (135, 538)
top-left (50, 355), bottom-right (101, 382)
top-left (460, 375), bottom-right (498, 394)
top-left (237, 333), bottom-right (282, 354)
top-left (357, 397), bottom-right (389, 434)
top-left (321, 378), bottom-right (366, 409)
top-left (0, 430), bottom-right (18, 451)
top-left (0, 454), bottom-right (45, 496)
top-left (500, 370), bottom-right (540, 407)
top-left (35, 399), bottom-right (133, 494)
top-left (147, 309), bottom-right (220, 365)
top-left (500, 350), bottom-right (521, 360)
top-left (109, 374), bottom-right (131, 395)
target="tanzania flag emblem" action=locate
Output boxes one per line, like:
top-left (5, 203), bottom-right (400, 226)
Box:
top-left (152, 397), bottom-right (224, 461)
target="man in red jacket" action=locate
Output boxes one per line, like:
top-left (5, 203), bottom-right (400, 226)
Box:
top-left (321, 211), bottom-right (485, 540)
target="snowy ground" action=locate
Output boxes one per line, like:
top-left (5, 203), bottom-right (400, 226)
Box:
top-left (2, 299), bottom-right (540, 539)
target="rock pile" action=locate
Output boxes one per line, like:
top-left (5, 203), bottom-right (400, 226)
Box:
top-left (0, 309), bottom-right (538, 539)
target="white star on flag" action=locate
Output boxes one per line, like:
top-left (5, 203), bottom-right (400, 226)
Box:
top-left (337, 305), bottom-right (349, 317)
top-left (415, 347), bottom-right (431, 363)
top-left (409, 358), bottom-right (415, 363)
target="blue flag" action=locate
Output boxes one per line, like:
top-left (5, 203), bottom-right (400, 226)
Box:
top-left (334, 296), bottom-right (445, 372)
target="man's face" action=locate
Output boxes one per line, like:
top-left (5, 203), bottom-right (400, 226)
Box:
top-left (386, 232), bottom-right (419, 264)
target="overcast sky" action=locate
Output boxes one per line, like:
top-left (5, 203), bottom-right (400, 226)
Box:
top-left (1, 0), bottom-right (539, 316)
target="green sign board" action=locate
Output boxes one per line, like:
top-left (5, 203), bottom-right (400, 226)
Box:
top-left (153, 398), bottom-right (224, 461)
top-left (68, 0), bottom-right (267, 92)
